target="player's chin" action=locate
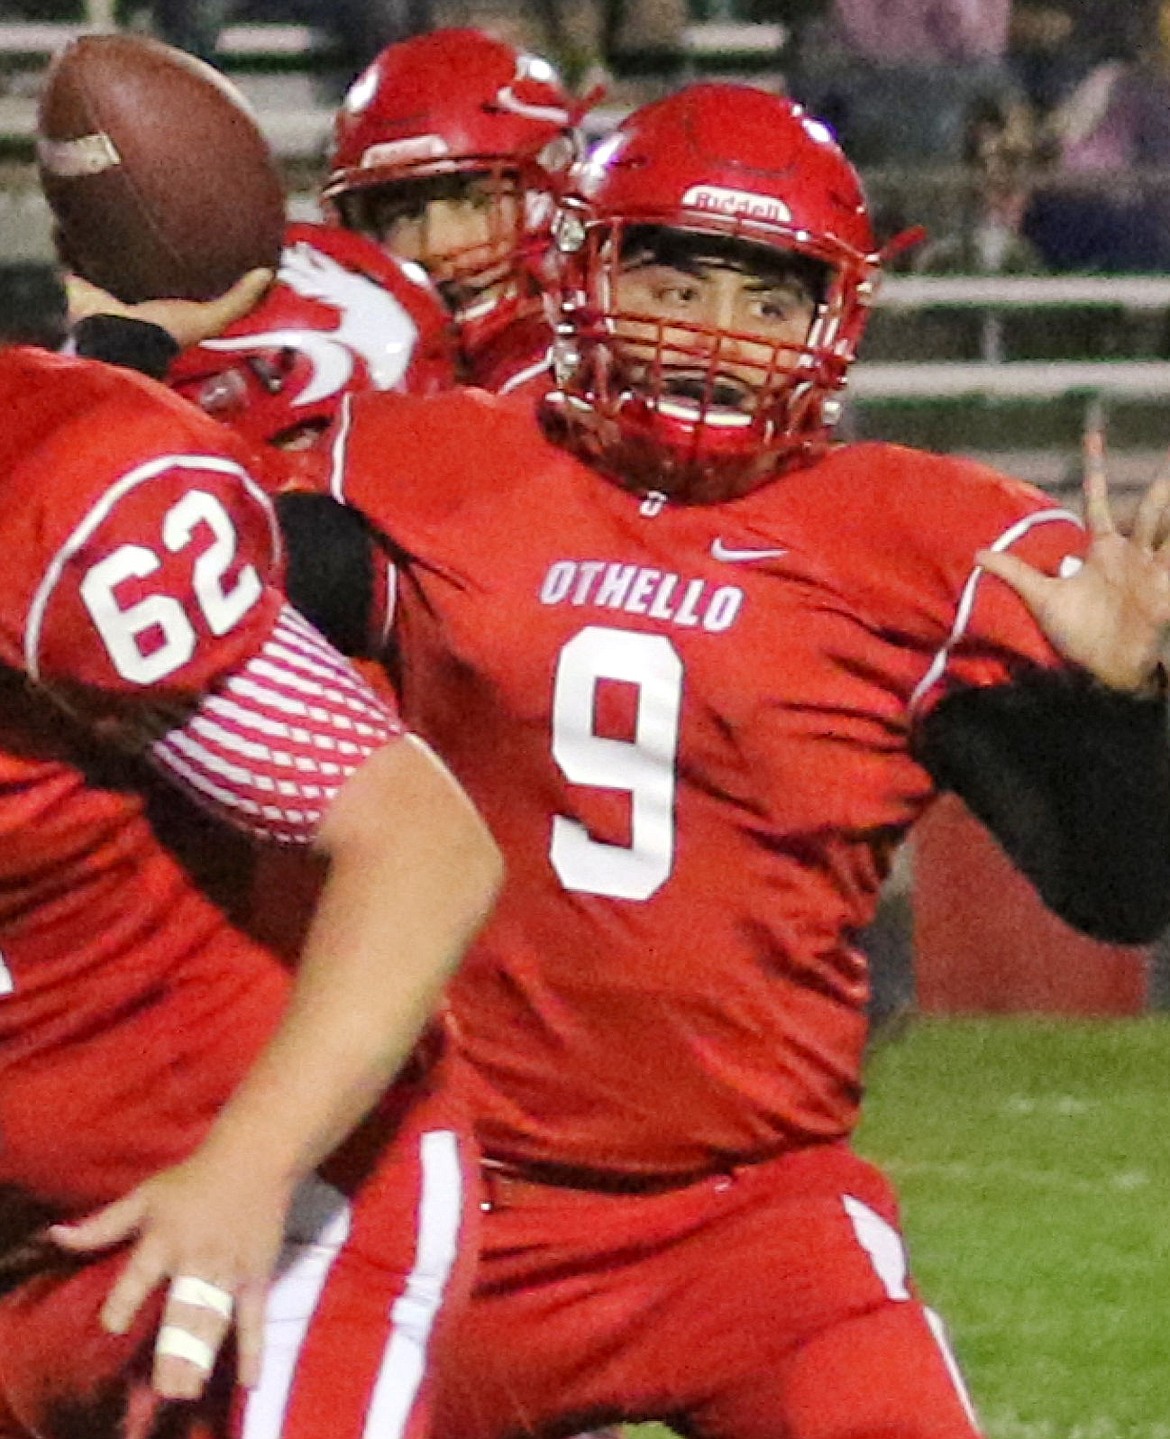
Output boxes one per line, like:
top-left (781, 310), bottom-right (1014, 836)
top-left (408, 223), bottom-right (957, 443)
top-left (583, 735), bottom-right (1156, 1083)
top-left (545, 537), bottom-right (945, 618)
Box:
top-left (438, 269), bottom-right (513, 321)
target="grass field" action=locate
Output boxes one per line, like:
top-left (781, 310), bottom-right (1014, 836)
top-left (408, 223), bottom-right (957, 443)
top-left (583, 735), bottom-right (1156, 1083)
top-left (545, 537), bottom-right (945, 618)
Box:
top-left (861, 1017), bottom-right (1170, 1434)
top-left (637, 1016), bottom-right (1170, 1438)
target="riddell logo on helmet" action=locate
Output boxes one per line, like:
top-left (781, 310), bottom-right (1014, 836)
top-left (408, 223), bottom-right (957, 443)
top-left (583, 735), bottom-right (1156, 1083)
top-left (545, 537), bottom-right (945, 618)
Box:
top-left (682, 185), bottom-right (792, 225)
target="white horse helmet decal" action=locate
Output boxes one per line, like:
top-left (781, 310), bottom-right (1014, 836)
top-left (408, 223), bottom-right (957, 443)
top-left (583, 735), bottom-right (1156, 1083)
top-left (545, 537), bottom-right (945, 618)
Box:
top-left (199, 238), bottom-right (422, 408)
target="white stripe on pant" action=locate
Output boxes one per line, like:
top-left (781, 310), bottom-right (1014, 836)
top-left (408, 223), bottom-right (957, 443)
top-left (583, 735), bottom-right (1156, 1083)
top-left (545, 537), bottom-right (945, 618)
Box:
top-left (241, 1127), bottom-right (463, 1439)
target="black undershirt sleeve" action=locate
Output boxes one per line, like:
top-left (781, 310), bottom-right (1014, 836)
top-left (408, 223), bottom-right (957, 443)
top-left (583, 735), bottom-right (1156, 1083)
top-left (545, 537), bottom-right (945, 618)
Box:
top-left (71, 315), bottom-right (180, 381)
top-left (914, 669), bottom-right (1170, 945)
top-left (274, 491), bottom-right (386, 659)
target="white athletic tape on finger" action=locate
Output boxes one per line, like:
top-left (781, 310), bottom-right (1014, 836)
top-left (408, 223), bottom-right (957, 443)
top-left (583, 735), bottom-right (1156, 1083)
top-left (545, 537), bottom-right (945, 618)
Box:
top-left (170, 1275), bottom-right (234, 1318)
top-left (156, 1324), bottom-right (216, 1373)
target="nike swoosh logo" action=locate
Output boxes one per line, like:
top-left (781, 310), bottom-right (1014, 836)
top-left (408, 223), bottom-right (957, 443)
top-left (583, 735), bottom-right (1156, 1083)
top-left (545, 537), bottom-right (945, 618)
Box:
top-left (710, 539), bottom-right (788, 562)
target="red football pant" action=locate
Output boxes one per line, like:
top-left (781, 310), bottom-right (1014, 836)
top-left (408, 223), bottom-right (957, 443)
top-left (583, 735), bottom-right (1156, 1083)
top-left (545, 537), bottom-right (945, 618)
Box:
top-left (0, 1086), bottom-right (478, 1439)
top-left (0, 934), bottom-right (478, 1439)
top-left (434, 1142), bottom-right (981, 1439)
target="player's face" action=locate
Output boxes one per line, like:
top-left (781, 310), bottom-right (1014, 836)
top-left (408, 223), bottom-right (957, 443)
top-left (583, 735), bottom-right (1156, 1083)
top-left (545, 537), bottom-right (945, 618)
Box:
top-left (609, 237), bottom-right (820, 416)
top-left (362, 172), bottom-right (523, 321)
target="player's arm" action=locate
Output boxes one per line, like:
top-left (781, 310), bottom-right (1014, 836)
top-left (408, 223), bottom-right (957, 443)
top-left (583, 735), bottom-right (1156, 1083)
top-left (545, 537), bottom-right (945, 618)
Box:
top-left (67, 268), bottom-right (272, 377)
top-left (915, 669), bottom-right (1170, 943)
top-left (273, 489), bottom-right (394, 656)
top-left (69, 730), bottom-right (498, 1402)
top-left (915, 465), bottom-right (1170, 944)
top-left (52, 647), bottom-right (500, 1402)
top-left (24, 421), bottom-right (500, 1399)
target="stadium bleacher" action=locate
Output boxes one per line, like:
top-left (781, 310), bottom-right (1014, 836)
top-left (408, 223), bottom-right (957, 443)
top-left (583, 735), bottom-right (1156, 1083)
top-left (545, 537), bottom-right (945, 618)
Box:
top-left (2, 11), bottom-right (1170, 489)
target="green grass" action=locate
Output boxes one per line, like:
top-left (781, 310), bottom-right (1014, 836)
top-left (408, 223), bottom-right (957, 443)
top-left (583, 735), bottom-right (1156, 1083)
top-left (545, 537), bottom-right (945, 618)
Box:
top-left (631, 1017), bottom-right (1170, 1438)
top-left (858, 1017), bottom-right (1170, 1433)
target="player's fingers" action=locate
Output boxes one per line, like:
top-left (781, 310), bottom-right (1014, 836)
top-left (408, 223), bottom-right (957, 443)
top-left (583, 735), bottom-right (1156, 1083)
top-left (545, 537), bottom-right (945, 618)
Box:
top-left (210, 268), bottom-right (274, 328)
top-left (976, 548), bottom-right (1050, 607)
top-left (1083, 409), bottom-right (1107, 484)
top-left (153, 1275), bottom-right (235, 1400)
top-left (1151, 456), bottom-right (1170, 561)
top-left (99, 1244), bottom-right (169, 1335)
top-left (63, 271), bottom-right (129, 324)
top-left (1132, 474), bottom-right (1170, 553)
top-left (1082, 451), bottom-right (1115, 536)
top-left (46, 1193), bottom-right (144, 1254)
top-left (233, 1280), bottom-right (268, 1390)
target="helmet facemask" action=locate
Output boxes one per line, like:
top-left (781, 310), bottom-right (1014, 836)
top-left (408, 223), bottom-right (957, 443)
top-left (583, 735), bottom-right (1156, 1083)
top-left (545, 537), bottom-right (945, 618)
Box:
top-left (548, 211), bottom-right (878, 504)
top-left (334, 159), bottom-right (560, 359)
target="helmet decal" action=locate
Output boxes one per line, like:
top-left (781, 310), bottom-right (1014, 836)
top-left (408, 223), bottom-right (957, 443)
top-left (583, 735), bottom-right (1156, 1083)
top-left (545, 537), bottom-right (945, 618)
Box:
top-left (168, 222), bottom-right (457, 449)
top-left (680, 186), bottom-right (794, 226)
top-left (199, 240), bottom-right (421, 403)
top-left (361, 135), bottom-right (450, 169)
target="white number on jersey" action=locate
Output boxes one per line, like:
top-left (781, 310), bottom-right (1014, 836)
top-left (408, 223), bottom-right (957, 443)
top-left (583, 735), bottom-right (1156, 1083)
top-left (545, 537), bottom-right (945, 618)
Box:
top-left (550, 625), bottom-right (682, 901)
top-left (80, 490), bottom-right (263, 685)
top-left (0, 950), bottom-right (12, 996)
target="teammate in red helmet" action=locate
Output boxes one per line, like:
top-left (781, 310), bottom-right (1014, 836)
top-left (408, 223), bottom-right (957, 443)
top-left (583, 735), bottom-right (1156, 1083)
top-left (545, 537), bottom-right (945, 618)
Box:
top-left (323, 27), bottom-right (587, 397)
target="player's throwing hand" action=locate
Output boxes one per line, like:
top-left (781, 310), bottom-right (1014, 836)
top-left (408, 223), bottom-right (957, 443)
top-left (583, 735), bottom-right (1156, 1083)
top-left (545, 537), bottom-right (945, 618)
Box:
top-left (64, 267), bottom-right (274, 349)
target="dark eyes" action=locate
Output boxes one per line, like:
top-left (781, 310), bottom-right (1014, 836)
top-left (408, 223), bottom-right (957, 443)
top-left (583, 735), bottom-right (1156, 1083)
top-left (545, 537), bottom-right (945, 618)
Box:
top-left (647, 284), bottom-right (805, 320)
top-left (757, 296), bottom-right (802, 320)
top-left (653, 282), bottom-right (701, 304)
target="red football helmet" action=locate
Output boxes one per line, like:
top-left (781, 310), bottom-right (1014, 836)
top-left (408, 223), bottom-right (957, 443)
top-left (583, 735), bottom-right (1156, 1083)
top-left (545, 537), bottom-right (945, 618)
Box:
top-left (168, 222), bottom-right (457, 451)
top-left (322, 28), bottom-right (583, 356)
top-left (545, 84), bottom-right (890, 504)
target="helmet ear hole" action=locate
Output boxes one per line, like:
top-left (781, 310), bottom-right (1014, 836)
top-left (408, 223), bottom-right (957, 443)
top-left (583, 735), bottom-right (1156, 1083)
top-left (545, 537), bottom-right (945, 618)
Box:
top-left (247, 350), bottom-right (295, 395)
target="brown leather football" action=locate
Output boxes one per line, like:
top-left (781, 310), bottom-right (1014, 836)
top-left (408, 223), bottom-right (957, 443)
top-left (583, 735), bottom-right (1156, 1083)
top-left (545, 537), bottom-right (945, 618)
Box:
top-left (37, 33), bottom-right (285, 303)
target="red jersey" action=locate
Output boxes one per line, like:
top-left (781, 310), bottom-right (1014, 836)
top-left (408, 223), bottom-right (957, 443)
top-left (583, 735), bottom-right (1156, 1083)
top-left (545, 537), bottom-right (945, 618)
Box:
top-left (0, 348), bottom-right (396, 1209)
top-left (329, 389), bottom-right (1085, 1179)
top-left (464, 313), bottom-right (555, 401)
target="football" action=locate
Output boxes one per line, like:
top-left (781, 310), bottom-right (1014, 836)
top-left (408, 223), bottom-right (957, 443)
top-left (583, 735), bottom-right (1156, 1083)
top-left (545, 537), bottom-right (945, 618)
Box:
top-left (37, 33), bottom-right (286, 303)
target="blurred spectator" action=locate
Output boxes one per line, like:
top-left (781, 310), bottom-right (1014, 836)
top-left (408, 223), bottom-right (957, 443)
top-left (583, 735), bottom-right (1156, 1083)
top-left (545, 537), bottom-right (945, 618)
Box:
top-left (790, 0), bottom-right (1020, 165)
top-left (911, 96), bottom-right (1048, 363)
top-left (1022, 0), bottom-right (1170, 271)
top-left (917, 95), bottom-right (1046, 277)
top-left (830, 0), bottom-right (1010, 63)
top-left (520, 0), bottom-right (686, 85)
top-left (148, 0), bottom-right (231, 60)
top-left (1007, 1), bottom-right (1086, 116)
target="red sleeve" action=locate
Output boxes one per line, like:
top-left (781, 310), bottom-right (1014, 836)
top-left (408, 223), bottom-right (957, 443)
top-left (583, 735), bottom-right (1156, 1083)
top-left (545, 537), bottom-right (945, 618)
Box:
top-left (323, 387), bottom-right (522, 524)
top-left (908, 496), bottom-right (1087, 716)
top-left (827, 446), bottom-right (1086, 716)
top-left (20, 450), bottom-right (283, 705)
top-left (0, 355), bottom-right (407, 845)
